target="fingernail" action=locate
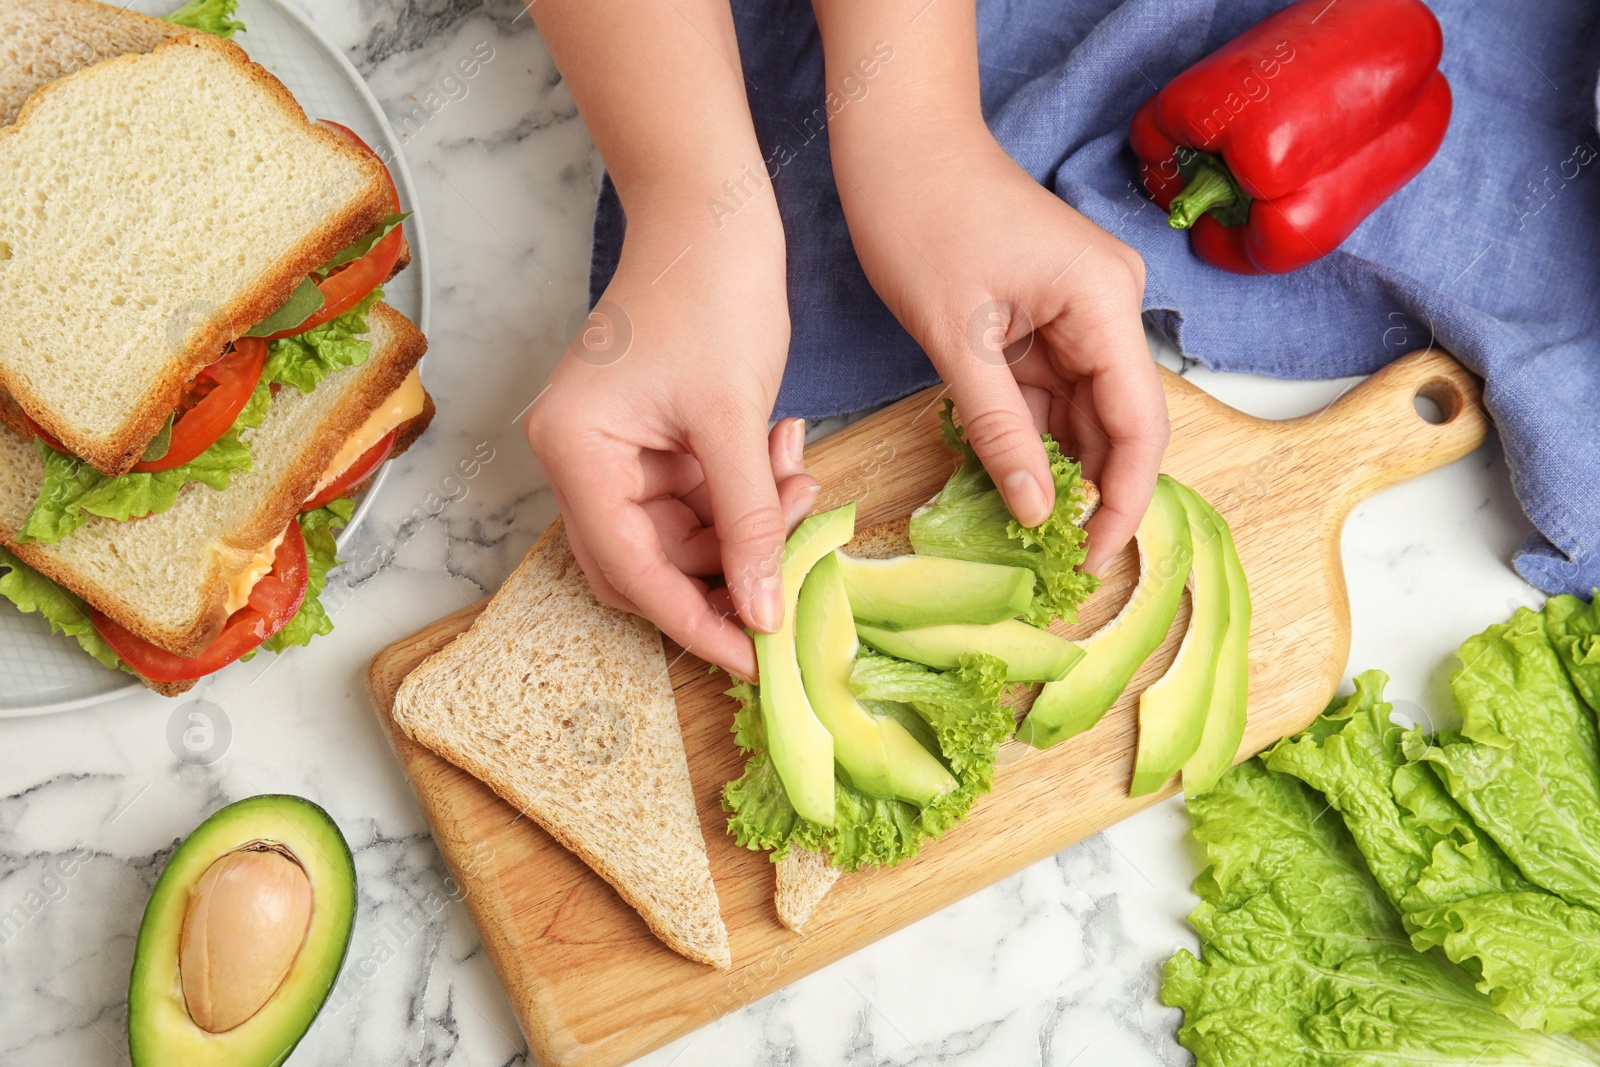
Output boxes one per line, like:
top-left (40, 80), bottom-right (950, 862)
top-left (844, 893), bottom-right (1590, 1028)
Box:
top-left (786, 419), bottom-right (806, 467)
top-left (750, 576), bottom-right (784, 633)
top-left (785, 482), bottom-right (821, 529)
top-left (1003, 469), bottom-right (1050, 527)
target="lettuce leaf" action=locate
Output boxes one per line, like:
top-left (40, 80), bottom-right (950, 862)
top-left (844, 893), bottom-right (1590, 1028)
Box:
top-left (17, 432), bottom-right (252, 543)
top-left (0, 547), bottom-right (125, 672)
top-left (722, 651), bottom-right (1010, 872)
top-left (1408, 607), bottom-right (1600, 913)
top-left (261, 498), bottom-right (354, 653)
top-left (1265, 670), bottom-right (1600, 1035)
top-left (1546, 592), bottom-right (1600, 717)
top-left (263, 288), bottom-right (383, 394)
top-left (162, 0), bottom-right (243, 37)
top-left (907, 400), bottom-right (1096, 627)
top-left (1162, 759), bottom-right (1600, 1066)
top-left (849, 649), bottom-right (1011, 791)
top-left (315, 214), bottom-right (411, 278)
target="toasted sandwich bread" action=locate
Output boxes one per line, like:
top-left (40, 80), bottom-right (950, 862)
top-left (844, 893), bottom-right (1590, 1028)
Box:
top-left (0, 32), bottom-right (391, 476)
top-left (0, 303), bottom-right (431, 663)
top-left (0, 0), bottom-right (186, 125)
top-left (391, 519), bottom-right (734, 969)
top-left (774, 849), bottom-right (839, 934)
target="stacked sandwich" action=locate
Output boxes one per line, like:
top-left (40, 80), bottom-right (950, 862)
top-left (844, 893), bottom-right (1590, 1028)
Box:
top-left (0, 2), bottom-right (434, 694)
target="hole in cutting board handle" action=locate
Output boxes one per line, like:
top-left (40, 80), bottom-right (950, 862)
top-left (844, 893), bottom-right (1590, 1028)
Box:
top-left (1412, 378), bottom-right (1464, 426)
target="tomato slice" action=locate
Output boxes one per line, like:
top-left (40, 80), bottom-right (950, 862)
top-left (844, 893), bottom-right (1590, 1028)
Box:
top-left (264, 121), bottom-right (404, 341)
top-left (302, 429), bottom-right (396, 514)
top-left (91, 522), bottom-right (309, 682)
top-left (26, 339), bottom-right (268, 473)
top-left (132, 338), bottom-right (268, 473)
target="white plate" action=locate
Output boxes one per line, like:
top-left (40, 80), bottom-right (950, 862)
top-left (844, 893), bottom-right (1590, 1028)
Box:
top-left (0, 0), bottom-right (431, 717)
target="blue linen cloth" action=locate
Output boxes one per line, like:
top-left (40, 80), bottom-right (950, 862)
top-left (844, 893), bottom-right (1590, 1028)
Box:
top-left (590, 0), bottom-right (1600, 597)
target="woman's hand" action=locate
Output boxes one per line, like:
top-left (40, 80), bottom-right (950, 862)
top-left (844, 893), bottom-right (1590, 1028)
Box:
top-left (814, 0), bottom-right (1170, 572)
top-left (526, 0), bottom-right (814, 678)
top-left (834, 130), bottom-right (1168, 572)
top-left (526, 210), bottom-right (813, 681)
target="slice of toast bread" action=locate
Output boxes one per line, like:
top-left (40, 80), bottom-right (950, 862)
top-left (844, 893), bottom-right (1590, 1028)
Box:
top-left (0, 32), bottom-right (391, 475)
top-left (0, 303), bottom-right (430, 659)
top-left (774, 849), bottom-right (840, 934)
top-left (390, 519), bottom-right (734, 970)
top-left (772, 479), bottom-right (1103, 931)
top-left (0, 0), bottom-right (185, 126)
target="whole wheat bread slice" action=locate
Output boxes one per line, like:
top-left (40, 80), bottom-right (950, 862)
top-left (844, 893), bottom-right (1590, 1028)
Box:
top-left (0, 0), bottom-right (186, 125)
top-left (391, 519), bottom-right (733, 969)
top-left (0, 303), bottom-right (431, 659)
top-left (0, 32), bottom-right (390, 475)
top-left (771, 481), bottom-right (1103, 932)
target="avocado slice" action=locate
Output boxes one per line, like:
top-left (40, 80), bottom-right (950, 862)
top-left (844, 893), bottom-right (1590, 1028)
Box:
top-left (796, 553), bottom-right (958, 805)
top-left (128, 794), bottom-right (355, 1067)
top-left (856, 618), bottom-right (1083, 683)
top-left (1181, 496), bottom-right (1252, 795)
top-left (836, 552), bottom-right (1035, 629)
top-left (1018, 475), bottom-right (1191, 749)
top-left (1128, 481), bottom-right (1230, 796)
top-left (755, 502), bottom-right (856, 827)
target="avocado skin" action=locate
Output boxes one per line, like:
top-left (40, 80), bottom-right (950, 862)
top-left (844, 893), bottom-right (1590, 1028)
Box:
top-left (836, 553), bottom-right (1035, 630)
top-left (797, 553), bottom-right (957, 806)
top-left (1019, 476), bottom-right (1192, 749)
top-left (1129, 480), bottom-right (1231, 796)
top-left (128, 794), bottom-right (356, 1067)
top-left (855, 619), bottom-right (1083, 683)
top-left (754, 503), bottom-right (857, 827)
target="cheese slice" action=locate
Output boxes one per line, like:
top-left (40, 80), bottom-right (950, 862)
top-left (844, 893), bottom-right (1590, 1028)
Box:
top-left (222, 370), bottom-right (425, 617)
top-left (308, 369), bottom-right (425, 499)
top-left (224, 528), bottom-right (287, 615)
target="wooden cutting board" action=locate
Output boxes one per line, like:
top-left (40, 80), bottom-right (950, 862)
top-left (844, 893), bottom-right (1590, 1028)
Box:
top-left (367, 350), bottom-right (1487, 1067)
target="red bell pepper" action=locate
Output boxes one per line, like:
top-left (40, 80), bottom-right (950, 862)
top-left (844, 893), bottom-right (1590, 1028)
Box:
top-left (1130, 0), bottom-right (1452, 274)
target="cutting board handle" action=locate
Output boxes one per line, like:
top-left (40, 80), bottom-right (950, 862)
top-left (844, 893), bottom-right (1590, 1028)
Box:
top-left (1277, 348), bottom-right (1489, 512)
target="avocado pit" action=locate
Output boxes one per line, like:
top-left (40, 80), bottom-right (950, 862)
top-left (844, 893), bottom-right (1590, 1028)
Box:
top-left (178, 843), bottom-right (312, 1034)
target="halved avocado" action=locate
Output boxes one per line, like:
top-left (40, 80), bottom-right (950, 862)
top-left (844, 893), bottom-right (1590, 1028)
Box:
top-left (855, 619), bottom-right (1083, 683)
top-left (1019, 475), bottom-right (1191, 749)
top-left (1129, 480), bottom-right (1229, 796)
top-left (836, 552), bottom-right (1035, 629)
top-left (755, 502), bottom-right (856, 827)
top-left (128, 795), bottom-right (356, 1067)
top-left (796, 552), bottom-right (958, 805)
top-left (1181, 495), bottom-right (1252, 795)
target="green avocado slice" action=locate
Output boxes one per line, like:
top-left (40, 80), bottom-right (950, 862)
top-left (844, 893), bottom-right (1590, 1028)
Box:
top-left (755, 503), bottom-right (856, 827)
top-left (1129, 480), bottom-right (1230, 796)
top-left (128, 794), bottom-right (355, 1067)
top-left (1180, 494), bottom-right (1252, 795)
top-left (835, 552), bottom-right (1035, 629)
top-left (796, 553), bottom-right (958, 805)
top-left (855, 618), bottom-right (1083, 683)
top-left (1018, 475), bottom-right (1191, 749)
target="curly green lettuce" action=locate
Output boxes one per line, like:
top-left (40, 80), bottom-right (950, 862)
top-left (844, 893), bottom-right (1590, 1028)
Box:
top-left (0, 547), bottom-right (125, 672)
top-left (1546, 592), bottom-right (1600, 716)
top-left (1162, 758), bottom-right (1600, 1066)
top-left (1266, 669), bottom-right (1600, 1036)
top-left (1407, 606), bottom-right (1600, 913)
top-left (722, 651), bottom-right (1009, 872)
top-left (16, 292), bottom-right (384, 545)
top-left (163, 0), bottom-right (243, 37)
top-left (907, 400), bottom-right (1096, 626)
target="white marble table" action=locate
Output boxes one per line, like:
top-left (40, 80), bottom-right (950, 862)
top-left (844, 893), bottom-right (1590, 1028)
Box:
top-left (0, 3), bottom-right (1547, 1064)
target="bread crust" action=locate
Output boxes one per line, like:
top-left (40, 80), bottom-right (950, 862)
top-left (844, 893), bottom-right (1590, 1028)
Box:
top-left (0, 33), bottom-right (390, 476)
top-left (0, 0), bottom-right (188, 125)
top-left (4, 304), bottom-right (429, 657)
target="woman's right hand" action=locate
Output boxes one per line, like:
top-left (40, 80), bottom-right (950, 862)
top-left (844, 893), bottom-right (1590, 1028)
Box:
top-left (525, 207), bottom-right (813, 682)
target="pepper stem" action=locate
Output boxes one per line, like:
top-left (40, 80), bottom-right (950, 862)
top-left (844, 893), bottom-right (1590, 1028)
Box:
top-left (1168, 163), bottom-right (1239, 230)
